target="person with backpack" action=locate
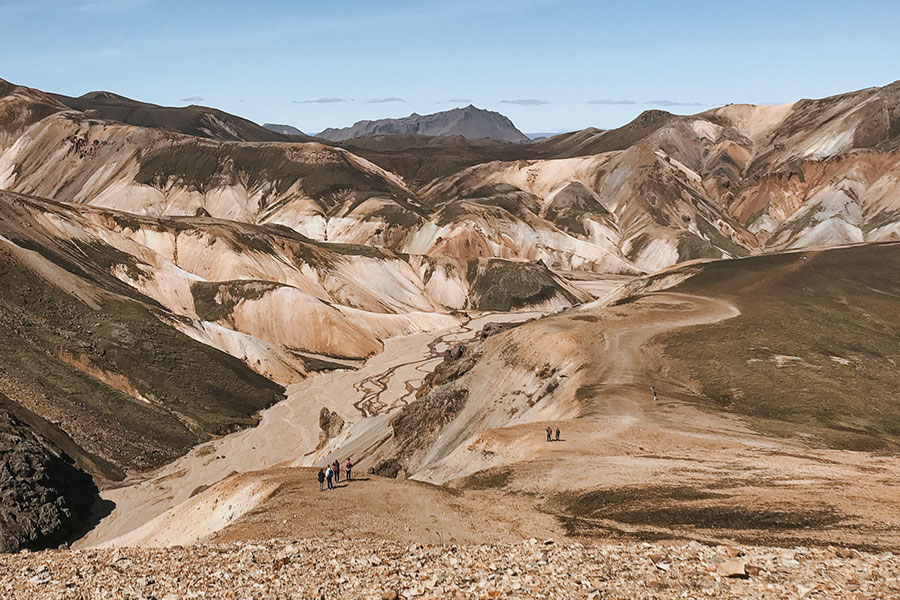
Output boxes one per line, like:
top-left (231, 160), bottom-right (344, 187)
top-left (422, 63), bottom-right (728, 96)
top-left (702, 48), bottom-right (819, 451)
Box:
top-left (546, 426), bottom-right (552, 442)
top-left (317, 468), bottom-right (325, 491)
top-left (344, 458), bottom-right (353, 481)
top-left (555, 427), bottom-right (560, 441)
top-left (332, 459), bottom-right (341, 483)
top-left (325, 465), bottom-right (334, 490)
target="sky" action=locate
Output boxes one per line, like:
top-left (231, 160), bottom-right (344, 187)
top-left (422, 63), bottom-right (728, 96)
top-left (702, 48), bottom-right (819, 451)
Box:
top-left (1, 0), bottom-right (899, 135)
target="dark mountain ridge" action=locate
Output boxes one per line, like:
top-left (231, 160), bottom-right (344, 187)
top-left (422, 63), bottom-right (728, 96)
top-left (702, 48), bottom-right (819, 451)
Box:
top-left (50, 90), bottom-right (304, 142)
top-left (317, 105), bottom-right (530, 143)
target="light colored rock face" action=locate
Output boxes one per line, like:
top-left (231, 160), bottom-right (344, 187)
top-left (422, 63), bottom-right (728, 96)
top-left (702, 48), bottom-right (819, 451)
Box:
top-left (3, 78), bottom-right (900, 280)
top-left (1, 193), bottom-right (587, 386)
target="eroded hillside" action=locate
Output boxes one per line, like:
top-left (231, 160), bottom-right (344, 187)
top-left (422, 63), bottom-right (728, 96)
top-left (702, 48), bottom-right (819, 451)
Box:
top-left (4, 78), bottom-right (898, 278)
top-left (2, 74), bottom-right (900, 554)
top-left (351, 243), bottom-right (900, 549)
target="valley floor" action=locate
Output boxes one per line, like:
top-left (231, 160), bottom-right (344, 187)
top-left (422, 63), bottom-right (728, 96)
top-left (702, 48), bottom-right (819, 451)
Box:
top-left (64, 259), bottom-right (900, 551)
top-left (76, 310), bottom-right (546, 547)
top-left (73, 284), bottom-right (900, 555)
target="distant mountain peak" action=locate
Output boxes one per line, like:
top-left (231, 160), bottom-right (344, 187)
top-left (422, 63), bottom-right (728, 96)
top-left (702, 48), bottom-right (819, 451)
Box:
top-left (318, 105), bottom-right (529, 143)
top-left (263, 123), bottom-right (305, 136)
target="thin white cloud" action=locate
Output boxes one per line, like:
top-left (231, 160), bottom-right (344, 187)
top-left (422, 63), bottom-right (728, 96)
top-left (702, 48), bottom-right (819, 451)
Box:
top-left (500, 99), bottom-right (550, 106)
top-left (179, 95), bottom-right (204, 102)
top-left (293, 97), bottom-right (347, 104)
top-left (447, 98), bottom-right (474, 103)
top-left (588, 99), bottom-right (637, 105)
top-left (645, 100), bottom-right (706, 107)
top-left (366, 97), bottom-right (405, 103)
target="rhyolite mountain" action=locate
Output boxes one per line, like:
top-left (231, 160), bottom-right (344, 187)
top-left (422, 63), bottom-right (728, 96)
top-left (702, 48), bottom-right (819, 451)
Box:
top-left (317, 105), bottom-right (531, 143)
top-left (3, 75), bottom-right (900, 273)
top-left (2, 74), bottom-right (900, 551)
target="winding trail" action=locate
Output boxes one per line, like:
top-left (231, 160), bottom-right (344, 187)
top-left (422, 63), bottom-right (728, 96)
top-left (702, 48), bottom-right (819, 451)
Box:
top-left (412, 292), bottom-right (744, 485)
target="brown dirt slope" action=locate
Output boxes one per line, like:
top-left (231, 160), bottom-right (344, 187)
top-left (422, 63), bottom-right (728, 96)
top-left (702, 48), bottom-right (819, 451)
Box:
top-left (0, 191), bottom-right (284, 481)
top-left (663, 242), bottom-right (900, 451)
top-left (213, 467), bottom-right (562, 547)
top-left (361, 243), bottom-right (900, 550)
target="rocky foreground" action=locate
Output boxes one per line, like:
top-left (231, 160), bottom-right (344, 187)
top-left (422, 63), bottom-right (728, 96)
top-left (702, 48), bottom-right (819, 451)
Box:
top-left (2, 539), bottom-right (899, 599)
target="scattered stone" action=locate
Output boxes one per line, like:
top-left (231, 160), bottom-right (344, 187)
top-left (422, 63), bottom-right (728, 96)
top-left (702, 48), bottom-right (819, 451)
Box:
top-left (716, 559), bottom-right (748, 579)
top-left (835, 547), bottom-right (861, 559)
top-left (0, 539), bottom-right (897, 598)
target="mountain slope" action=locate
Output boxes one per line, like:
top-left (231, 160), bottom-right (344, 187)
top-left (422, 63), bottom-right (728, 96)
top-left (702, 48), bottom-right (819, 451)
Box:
top-left (375, 242), bottom-right (900, 482)
top-left (346, 242), bottom-right (900, 549)
top-left (5, 78), bottom-right (900, 278)
top-left (0, 95), bottom-right (420, 238)
top-left (51, 90), bottom-right (302, 142)
top-left (415, 82), bottom-right (900, 272)
top-left (318, 105), bottom-right (530, 143)
top-left (263, 123), bottom-right (305, 136)
top-left (0, 190), bottom-right (285, 480)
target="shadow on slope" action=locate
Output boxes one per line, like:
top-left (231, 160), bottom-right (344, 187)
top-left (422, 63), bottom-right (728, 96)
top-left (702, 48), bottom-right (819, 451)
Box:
top-left (0, 192), bottom-right (284, 480)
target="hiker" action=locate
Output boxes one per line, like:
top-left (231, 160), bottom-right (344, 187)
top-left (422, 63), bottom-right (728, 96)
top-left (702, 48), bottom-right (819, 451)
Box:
top-left (546, 426), bottom-right (552, 442)
top-left (325, 465), bottom-right (334, 490)
top-left (317, 468), bottom-right (325, 491)
top-left (555, 427), bottom-right (560, 441)
top-left (332, 459), bottom-right (341, 483)
top-left (345, 458), bottom-right (353, 481)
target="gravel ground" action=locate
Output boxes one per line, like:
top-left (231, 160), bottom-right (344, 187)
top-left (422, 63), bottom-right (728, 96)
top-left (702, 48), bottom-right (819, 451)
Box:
top-left (2, 538), bottom-right (899, 599)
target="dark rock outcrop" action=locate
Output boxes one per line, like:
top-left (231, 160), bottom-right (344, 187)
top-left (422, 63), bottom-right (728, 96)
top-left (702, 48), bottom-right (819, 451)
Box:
top-left (0, 405), bottom-right (98, 553)
top-left (317, 408), bottom-right (345, 450)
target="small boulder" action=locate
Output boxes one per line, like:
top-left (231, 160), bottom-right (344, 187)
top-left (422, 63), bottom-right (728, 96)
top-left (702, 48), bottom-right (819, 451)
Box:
top-left (716, 559), bottom-right (749, 579)
top-left (835, 547), bottom-right (861, 559)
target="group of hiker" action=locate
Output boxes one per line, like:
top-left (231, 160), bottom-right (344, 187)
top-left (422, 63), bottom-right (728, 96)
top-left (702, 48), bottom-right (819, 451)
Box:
top-left (543, 385), bottom-right (661, 442)
top-left (317, 458), bottom-right (353, 491)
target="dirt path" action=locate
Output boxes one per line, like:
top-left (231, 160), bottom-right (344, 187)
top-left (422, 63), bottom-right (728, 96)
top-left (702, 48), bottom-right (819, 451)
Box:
top-left (412, 292), bottom-right (743, 485)
top-left (409, 291), bottom-right (900, 550)
top-left (76, 311), bottom-right (542, 548)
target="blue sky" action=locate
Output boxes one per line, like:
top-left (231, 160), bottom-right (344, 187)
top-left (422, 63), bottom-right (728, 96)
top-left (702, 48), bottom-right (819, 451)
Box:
top-left (1, 0), bottom-right (898, 134)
